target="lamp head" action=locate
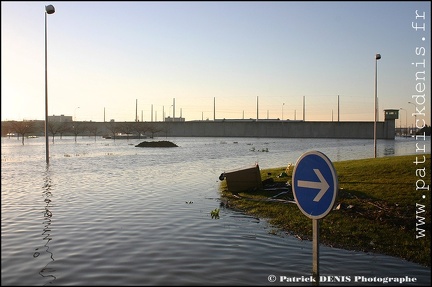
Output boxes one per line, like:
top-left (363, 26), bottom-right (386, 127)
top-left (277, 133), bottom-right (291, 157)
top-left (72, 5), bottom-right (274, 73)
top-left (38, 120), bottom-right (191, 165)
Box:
top-left (45, 5), bottom-right (55, 14)
top-left (375, 53), bottom-right (381, 60)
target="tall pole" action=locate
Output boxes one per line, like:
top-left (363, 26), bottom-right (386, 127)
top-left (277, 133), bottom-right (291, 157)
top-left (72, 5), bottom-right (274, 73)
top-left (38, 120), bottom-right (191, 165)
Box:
top-left (256, 96), bottom-right (259, 120)
top-left (45, 5), bottom-right (55, 164)
top-left (282, 103), bottom-right (284, 120)
top-left (45, 10), bottom-right (49, 164)
top-left (214, 97), bottom-right (216, 121)
top-left (173, 98), bottom-right (175, 119)
top-left (303, 96), bottom-right (305, 121)
top-left (135, 99), bottom-right (138, 122)
top-left (400, 108), bottom-right (407, 136)
top-left (374, 53), bottom-right (381, 158)
top-left (312, 219), bottom-right (319, 285)
top-left (398, 110), bottom-right (402, 135)
top-left (74, 107), bottom-right (80, 121)
top-left (337, 95), bottom-right (340, 122)
top-left (408, 101), bottom-right (417, 135)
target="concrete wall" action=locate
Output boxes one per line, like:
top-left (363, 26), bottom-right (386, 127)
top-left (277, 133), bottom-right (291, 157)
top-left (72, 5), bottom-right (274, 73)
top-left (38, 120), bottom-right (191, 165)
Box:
top-left (1, 119), bottom-right (396, 139)
top-left (154, 120), bottom-right (395, 139)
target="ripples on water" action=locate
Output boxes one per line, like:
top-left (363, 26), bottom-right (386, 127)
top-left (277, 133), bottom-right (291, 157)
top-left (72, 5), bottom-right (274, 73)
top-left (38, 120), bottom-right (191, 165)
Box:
top-left (1, 136), bottom-right (430, 286)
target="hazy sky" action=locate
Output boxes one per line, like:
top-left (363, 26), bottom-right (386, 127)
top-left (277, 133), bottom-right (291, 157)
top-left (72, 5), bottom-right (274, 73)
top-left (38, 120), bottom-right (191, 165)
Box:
top-left (1, 1), bottom-right (430, 127)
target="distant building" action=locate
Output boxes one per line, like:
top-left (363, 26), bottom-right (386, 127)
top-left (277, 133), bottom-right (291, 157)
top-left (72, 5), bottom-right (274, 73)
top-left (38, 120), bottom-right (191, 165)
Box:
top-left (48, 114), bottom-right (73, 122)
top-left (384, 109), bottom-right (399, 120)
top-left (165, 116), bottom-right (185, 122)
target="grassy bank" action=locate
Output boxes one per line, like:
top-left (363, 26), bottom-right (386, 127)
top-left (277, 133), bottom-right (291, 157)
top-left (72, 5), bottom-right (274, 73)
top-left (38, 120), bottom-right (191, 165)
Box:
top-left (219, 154), bottom-right (431, 267)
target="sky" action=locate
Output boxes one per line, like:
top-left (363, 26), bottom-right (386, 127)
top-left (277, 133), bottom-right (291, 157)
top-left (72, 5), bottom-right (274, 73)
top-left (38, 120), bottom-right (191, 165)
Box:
top-left (1, 1), bottom-right (431, 128)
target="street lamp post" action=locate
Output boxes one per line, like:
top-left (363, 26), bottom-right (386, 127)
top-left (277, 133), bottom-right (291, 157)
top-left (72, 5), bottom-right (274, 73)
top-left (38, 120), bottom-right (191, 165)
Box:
top-left (282, 103), bottom-right (285, 120)
top-left (374, 53), bottom-right (381, 158)
top-left (408, 101), bottom-right (417, 135)
top-left (45, 4), bottom-right (55, 164)
top-left (400, 108), bottom-right (407, 137)
top-left (74, 107), bottom-right (80, 121)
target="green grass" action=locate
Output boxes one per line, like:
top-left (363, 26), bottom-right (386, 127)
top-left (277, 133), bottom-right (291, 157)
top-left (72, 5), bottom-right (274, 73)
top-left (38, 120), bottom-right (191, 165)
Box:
top-left (219, 154), bottom-right (431, 267)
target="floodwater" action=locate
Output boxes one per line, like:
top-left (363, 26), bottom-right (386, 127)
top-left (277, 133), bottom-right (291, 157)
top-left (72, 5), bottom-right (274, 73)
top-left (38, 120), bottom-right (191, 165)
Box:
top-left (1, 136), bottom-right (430, 286)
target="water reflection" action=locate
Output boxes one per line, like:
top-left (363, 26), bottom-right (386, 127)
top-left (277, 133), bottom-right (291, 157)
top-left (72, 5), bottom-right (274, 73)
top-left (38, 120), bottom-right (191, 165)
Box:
top-left (383, 140), bottom-right (396, 156)
top-left (1, 137), bottom-right (429, 285)
top-left (33, 165), bottom-right (56, 285)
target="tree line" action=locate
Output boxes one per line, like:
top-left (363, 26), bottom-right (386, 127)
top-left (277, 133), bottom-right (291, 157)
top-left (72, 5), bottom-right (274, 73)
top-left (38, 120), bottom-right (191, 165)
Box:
top-left (1, 121), bottom-right (167, 145)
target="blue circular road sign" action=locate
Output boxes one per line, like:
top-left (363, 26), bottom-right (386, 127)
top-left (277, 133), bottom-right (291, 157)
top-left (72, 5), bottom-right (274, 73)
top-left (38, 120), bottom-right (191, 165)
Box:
top-left (292, 151), bottom-right (338, 219)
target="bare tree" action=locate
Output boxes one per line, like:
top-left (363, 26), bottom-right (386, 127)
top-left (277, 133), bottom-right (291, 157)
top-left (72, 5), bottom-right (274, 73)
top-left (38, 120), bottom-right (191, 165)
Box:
top-left (134, 122), bottom-right (150, 139)
top-left (68, 122), bottom-right (86, 142)
top-left (10, 121), bottom-right (36, 145)
top-left (147, 123), bottom-right (163, 138)
top-left (1, 121), bottom-right (15, 138)
top-left (48, 122), bottom-right (69, 143)
top-left (105, 121), bottom-right (121, 140)
top-left (86, 123), bottom-right (99, 142)
top-left (118, 122), bottom-right (136, 140)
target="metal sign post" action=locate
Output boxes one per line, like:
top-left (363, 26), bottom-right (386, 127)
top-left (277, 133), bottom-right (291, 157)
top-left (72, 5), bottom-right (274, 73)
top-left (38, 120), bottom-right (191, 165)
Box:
top-left (292, 151), bottom-right (338, 285)
top-left (312, 219), bottom-right (319, 285)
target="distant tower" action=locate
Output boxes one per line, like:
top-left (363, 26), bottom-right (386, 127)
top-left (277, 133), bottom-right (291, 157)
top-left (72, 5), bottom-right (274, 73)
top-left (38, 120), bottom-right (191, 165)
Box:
top-left (173, 98), bottom-right (176, 119)
top-left (303, 96), bottom-right (305, 121)
top-left (135, 99), bottom-right (138, 122)
top-left (256, 96), bottom-right (259, 120)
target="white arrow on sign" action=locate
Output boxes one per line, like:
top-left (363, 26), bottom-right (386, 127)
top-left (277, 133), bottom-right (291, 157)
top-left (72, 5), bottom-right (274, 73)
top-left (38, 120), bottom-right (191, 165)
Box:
top-left (297, 169), bottom-right (330, 202)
